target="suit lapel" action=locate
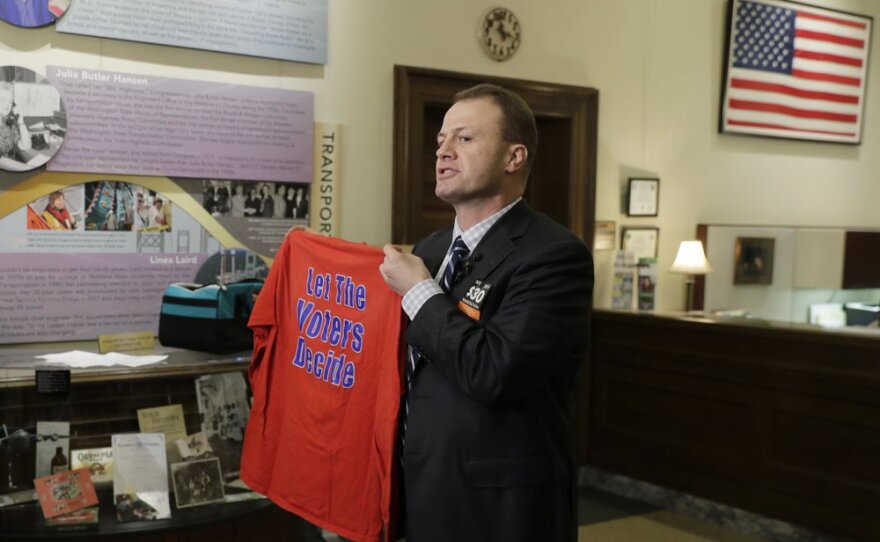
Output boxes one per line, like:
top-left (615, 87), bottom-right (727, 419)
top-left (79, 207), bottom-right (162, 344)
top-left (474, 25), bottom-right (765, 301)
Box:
top-left (412, 200), bottom-right (535, 299)
top-left (409, 203), bottom-right (533, 370)
top-left (450, 200), bottom-right (533, 296)
top-left (414, 226), bottom-right (452, 278)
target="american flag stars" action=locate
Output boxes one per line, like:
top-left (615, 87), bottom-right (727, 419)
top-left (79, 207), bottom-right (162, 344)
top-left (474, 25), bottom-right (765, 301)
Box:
top-left (734, 2), bottom-right (796, 74)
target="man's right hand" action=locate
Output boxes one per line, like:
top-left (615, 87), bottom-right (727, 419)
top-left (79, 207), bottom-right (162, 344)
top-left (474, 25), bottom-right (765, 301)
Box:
top-left (379, 245), bottom-right (431, 296)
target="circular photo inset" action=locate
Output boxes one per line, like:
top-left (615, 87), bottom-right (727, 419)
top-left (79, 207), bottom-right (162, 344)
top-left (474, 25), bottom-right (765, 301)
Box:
top-left (48, 0), bottom-right (69, 19)
top-left (0, 0), bottom-right (70, 28)
top-left (0, 65), bottom-right (67, 172)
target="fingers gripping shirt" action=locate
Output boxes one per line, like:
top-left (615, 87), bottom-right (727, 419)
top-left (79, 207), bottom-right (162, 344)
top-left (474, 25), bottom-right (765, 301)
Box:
top-left (241, 231), bottom-right (404, 542)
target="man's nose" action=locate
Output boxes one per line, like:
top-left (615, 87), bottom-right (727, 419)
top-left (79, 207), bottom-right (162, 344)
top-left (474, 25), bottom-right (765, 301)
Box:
top-left (436, 140), bottom-right (454, 159)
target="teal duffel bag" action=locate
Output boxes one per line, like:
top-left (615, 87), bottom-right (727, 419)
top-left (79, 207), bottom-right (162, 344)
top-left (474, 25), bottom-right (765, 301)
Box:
top-left (158, 280), bottom-right (263, 353)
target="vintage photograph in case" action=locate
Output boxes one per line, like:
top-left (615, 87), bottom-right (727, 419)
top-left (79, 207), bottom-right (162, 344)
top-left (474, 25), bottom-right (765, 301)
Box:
top-left (171, 457), bottom-right (225, 509)
top-left (70, 447), bottom-right (113, 487)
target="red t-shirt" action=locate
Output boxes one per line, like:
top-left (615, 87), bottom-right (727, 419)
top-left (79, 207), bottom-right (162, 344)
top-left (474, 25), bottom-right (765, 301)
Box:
top-left (241, 231), bottom-right (403, 542)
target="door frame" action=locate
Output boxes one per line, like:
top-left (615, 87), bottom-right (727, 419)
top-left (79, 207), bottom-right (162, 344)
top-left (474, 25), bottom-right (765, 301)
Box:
top-left (392, 65), bottom-right (599, 245)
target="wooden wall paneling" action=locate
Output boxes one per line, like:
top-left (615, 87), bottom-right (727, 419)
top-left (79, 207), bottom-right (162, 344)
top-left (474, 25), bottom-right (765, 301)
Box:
top-left (694, 224), bottom-right (708, 310)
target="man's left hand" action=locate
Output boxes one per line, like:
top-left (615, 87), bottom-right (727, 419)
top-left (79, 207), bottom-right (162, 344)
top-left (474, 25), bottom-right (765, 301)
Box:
top-left (379, 244), bottom-right (431, 296)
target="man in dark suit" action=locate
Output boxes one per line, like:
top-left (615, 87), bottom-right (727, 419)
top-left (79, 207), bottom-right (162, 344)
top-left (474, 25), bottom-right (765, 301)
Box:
top-left (380, 84), bottom-right (594, 542)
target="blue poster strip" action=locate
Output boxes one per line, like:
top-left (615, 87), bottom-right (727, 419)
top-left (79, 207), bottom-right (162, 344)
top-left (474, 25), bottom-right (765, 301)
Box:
top-left (56, 0), bottom-right (328, 64)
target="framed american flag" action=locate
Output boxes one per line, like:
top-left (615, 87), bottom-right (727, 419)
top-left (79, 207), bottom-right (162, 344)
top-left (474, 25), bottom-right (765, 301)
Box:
top-left (720, 0), bottom-right (872, 144)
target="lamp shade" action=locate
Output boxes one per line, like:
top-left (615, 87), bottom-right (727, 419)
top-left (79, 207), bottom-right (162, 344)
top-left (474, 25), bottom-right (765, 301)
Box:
top-left (670, 241), bottom-right (713, 274)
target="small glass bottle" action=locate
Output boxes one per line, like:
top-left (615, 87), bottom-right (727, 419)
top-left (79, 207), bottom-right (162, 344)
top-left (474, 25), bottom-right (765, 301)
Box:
top-left (50, 446), bottom-right (68, 474)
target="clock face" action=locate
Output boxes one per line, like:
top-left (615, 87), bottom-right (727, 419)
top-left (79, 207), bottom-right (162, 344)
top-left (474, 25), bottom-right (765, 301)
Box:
top-left (479, 7), bottom-right (521, 62)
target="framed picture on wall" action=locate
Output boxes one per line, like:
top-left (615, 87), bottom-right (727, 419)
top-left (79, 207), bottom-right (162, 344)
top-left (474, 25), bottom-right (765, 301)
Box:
top-left (626, 178), bottom-right (659, 217)
top-left (719, 0), bottom-right (872, 144)
top-left (621, 227), bottom-right (659, 261)
top-left (733, 237), bottom-right (775, 285)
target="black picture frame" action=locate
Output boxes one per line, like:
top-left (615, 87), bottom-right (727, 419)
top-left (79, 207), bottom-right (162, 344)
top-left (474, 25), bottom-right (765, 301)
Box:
top-left (626, 178), bottom-right (659, 217)
top-left (718, 0), bottom-right (871, 145)
top-left (733, 237), bottom-right (775, 285)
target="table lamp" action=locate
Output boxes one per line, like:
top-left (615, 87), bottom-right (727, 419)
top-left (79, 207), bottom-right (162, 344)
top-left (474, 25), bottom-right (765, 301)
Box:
top-left (670, 240), bottom-right (713, 312)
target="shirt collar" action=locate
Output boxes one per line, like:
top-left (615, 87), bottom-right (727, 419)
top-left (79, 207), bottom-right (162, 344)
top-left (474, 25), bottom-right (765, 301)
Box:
top-left (452, 197), bottom-right (522, 253)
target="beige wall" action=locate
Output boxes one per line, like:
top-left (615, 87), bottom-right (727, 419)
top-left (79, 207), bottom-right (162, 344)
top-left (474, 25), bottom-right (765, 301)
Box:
top-left (2, 0), bottom-right (878, 311)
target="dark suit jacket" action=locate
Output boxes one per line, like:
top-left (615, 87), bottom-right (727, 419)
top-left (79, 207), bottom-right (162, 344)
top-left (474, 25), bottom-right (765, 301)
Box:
top-left (402, 200), bottom-right (594, 542)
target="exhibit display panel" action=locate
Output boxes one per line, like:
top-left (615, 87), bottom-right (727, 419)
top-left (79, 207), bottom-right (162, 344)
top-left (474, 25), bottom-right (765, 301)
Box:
top-left (56, 0), bottom-right (329, 64)
top-left (0, 172), bottom-right (313, 344)
top-left (1, 2), bottom-right (333, 539)
top-left (45, 67), bottom-right (314, 183)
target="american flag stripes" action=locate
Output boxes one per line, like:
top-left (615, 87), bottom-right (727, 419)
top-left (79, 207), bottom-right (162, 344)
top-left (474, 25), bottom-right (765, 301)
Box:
top-left (721, 0), bottom-right (872, 144)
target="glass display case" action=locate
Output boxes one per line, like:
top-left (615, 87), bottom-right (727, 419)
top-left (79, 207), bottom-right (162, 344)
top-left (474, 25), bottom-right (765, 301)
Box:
top-left (0, 341), bottom-right (302, 541)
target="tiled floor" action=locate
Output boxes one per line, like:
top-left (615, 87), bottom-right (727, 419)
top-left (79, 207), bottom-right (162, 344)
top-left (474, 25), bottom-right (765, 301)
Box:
top-left (580, 467), bottom-right (853, 542)
top-left (318, 487), bottom-right (772, 541)
top-left (578, 486), bottom-right (770, 542)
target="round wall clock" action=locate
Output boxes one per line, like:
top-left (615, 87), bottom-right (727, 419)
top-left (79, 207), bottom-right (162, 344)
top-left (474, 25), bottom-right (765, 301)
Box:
top-left (479, 7), bottom-right (521, 62)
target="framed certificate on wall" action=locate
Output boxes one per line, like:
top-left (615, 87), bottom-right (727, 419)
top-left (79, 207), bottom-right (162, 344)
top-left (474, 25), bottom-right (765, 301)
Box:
top-left (626, 178), bottom-right (659, 217)
top-left (621, 227), bottom-right (659, 261)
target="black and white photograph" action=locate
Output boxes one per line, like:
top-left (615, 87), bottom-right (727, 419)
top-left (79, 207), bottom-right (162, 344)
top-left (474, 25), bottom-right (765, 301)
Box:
top-left (175, 432), bottom-right (214, 461)
top-left (195, 372), bottom-right (250, 478)
top-left (0, 65), bottom-right (66, 172)
top-left (202, 179), bottom-right (310, 222)
top-left (170, 457), bottom-right (225, 509)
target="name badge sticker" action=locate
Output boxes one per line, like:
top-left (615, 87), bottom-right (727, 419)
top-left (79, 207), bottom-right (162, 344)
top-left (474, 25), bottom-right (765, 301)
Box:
top-left (458, 280), bottom-right (492, 320)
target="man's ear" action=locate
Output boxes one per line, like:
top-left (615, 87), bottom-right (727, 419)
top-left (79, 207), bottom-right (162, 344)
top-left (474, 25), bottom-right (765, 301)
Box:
top-left (505, 144), bottom-right (528, 174)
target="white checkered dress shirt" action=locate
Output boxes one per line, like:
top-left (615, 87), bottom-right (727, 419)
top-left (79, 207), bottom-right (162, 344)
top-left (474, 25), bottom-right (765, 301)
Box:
top-left (401, 198), bottom-right (521, 319)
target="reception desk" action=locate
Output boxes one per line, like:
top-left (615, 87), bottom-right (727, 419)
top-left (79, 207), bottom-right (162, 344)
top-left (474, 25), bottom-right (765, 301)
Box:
top-left (588, 310), bottom-right (880, 541)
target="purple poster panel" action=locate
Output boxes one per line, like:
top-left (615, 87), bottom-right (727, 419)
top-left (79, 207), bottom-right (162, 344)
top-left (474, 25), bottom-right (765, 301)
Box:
top-left (0, 175), bottom-right (275, 345)
top-left (46, 66), bottom-right (313, 183)
top-left (0, 253), bottom-right (207, 343)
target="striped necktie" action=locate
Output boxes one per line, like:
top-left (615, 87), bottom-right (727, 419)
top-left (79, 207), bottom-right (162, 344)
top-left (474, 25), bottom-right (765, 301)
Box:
top-left (402, 236), bottom-right (470, 453)
top-left (439, 236), bottom-right (471, 295)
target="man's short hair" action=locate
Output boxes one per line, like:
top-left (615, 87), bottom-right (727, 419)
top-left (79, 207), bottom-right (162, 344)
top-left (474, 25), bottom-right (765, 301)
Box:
top-left (453, 83), bottom-right (537, 176)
